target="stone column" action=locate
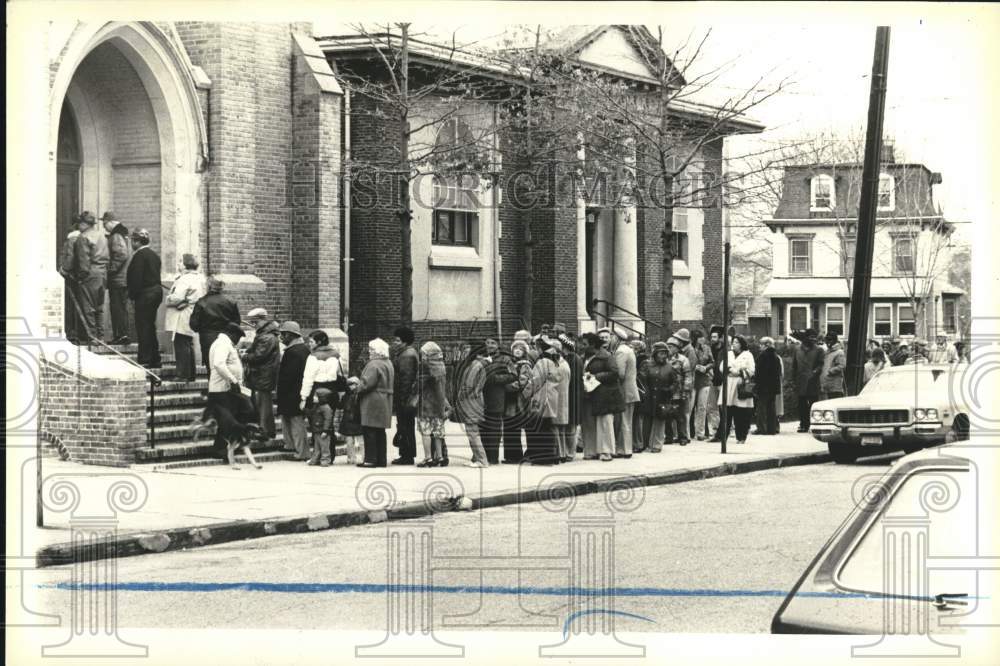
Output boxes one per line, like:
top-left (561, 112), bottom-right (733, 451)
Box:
top-left (612, 139), bottom-right (640, 334)
top-left (576, 133), bottom-right (591, 332)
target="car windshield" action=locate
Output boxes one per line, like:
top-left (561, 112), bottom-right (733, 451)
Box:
top-left (861, 367), bottom-right (950, 395)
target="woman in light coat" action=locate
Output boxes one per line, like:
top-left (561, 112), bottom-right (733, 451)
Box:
top-left (718, 335), bottom-right (756, 445)
top-left (351, 337), bottom-right (394, 468)
top-left (551, 339), bottom-right (573, 462)
top-left (524, 341), bottom-right (561, 465)
top-left (164, 253), bottom-right (205, 382)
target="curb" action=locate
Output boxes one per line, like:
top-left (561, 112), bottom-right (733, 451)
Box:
top-left (35, 450), bottom-right (831, 568)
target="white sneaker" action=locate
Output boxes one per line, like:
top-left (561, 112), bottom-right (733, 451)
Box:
top-left (466, 461), bottom-right (485, 468)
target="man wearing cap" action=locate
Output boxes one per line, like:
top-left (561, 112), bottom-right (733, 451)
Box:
top-left (276, 321), bottom-right (311, 459)
top-left (671, 328), bottom-right (699, 440)
top-left (792, 329), bottom-right (824, 431)
top-left (70, 211), bottom-right (110, 343)
top-left (665, 335), bottom-right (691, 445)
top-left (820, 331), bottom-right (846, 399)
top-left (164, 253), bottom-right (205, 381)
top-left (190, 277), bottom-right (241, 373)
top-left (124, 228), bottom-right (162, 367)
top-left (390, 326), bottom-right (419, 465)
top-left (610, 331), bottom-right (639, 458)
top-left (101, 212), bottom-right (132, 344)
top-left (242, 308), bottom-right (281, 441)
top-left (59, 217), bottom-right (83, 343)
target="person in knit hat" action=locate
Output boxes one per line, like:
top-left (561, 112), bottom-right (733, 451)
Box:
top-left (502, 339), bottom-right (534, 463)
top-left (664, 335), bottom-right (691, 445)
top-left (415, 340), bottom-right (451, 467)
top-left (351, 337), bottom-right (394, 467)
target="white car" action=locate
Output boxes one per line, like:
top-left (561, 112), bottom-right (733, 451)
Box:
top-left (809, 363), bottom-right (970, 464)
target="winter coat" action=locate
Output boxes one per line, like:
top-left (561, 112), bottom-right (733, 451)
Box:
top-left (208, 333), bottom-right (243, 393)
top-left (415, 357), bottom-right (449, 419)
top-left (614, 344), bottom-right (641, 404)
top-left (337, 389), bottom-right (364, 436)
top-left (692, 341), bottom-right (715, 390)
top-left (554, 356), bottom-right (572, 425)
top-left (504, 358), bottom-right (534, 419)
top-left (638, 357), bottom-right (677, 415)
top-left (164, 270), bottom-right (205, 337)
top-left (454, 357), bottom-right (487, 425)
top-left (792, 344), bottom-right (824, 398)
top-left (719, 350), bottom-right (755, 408)
top-left (820, 342), bottom-right (847, 396)
top-left (526, 355), bottom-right (560, 419)
top-left (566, 351), bottom-right (584, 427)
top-left (755, 347), bottom-right (782, 395)
top-left (392, 345), bottom-right (419, 415)
top-left (355, 357), bottom-right (394, 428)
top-left (679, 344), bottom-right (699, 394)
top-left (59, 230), bottom-right (81, 279)
top-left (242, 320), bottom-right (281, 391)
top-left (276, 339), bottom-right (310, 417)
top-left (189, 293), bottom-right (240, 340)
top-left (125, 246), bottom-right (160, 299)
top-left (710, 341), bottom-right (725, 387)
top-left (301, 345), bottom-right (344, 402)
top-left (583, 348), bottom-right (625, 416)
top-left (667, 352), bottom-right (691, 401)
top-left (482, 355), bottom-right (516, 415)
top-left (105, 223), bottom-right (132, 288)
top-left (71, 225), bottom-right (109, 283)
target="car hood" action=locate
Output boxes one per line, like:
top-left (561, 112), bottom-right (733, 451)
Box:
top-left (811, 391), bottom-right (929, 411)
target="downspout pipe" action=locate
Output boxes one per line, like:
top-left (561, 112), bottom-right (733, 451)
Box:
top-left (343, 87), bottom-right (352, 333)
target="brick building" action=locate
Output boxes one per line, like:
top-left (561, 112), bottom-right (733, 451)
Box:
top-left (762, 145), bottom-right (965, 341)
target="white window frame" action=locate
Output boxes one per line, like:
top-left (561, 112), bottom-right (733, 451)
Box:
top-left (873, 303), bottom-right (894, 337)
top-left (897, 302), bottom-right (916, 337)
top-left (826, 304), bottom-right (846, 336)
top-left (786, 303), bottom-right (811, 336)
top-left (942, 297), bottom-right (957, 334)
top-left (810, 174), bottom-right (836, 211)
top-left (788, 236), bottom-right (813, 275)
top-left (893, 235), bottom-right (915, 274)
top-left (878, 173), bottom-right (895, 211)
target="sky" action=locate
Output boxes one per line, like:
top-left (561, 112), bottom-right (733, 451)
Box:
top-left (315, 2), bottom-right (999, 240)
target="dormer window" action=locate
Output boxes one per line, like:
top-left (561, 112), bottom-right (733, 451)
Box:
top-left (810, 174), bottom-right (835, 211)
top-left (877, 173), bottom-right (895, 211)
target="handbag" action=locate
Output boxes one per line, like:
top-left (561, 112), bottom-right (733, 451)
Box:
top-left (654, 401), bottom-right (676, 420)
top-left (737, 369), bottom-right (756, 400)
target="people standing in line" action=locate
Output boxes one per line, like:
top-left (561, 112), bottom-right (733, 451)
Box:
top-left (300, 329), bottom-right (344, 467)
top-left (481, 337), bottom-right (514, 465)
top-left (241, 309), bottom-right (281, 442)
top-left (453, 343), bottom-right (490, 468)
top-left (820, 332), bottom-right (847, 399)
top-left (689, 330), bottom-right (714, 441)
top-left (891, 341), bottom-right (910, 366)
top-left (579, 332), bottom-right (623, 462)
top-left (791, 328), bottom-right (824, 433)
top-left (189, 277), bottom-right (241, 374)
top-left (753, 337), bottom-right (781, 435)
top-left (552, 339), bottom-right (574, 462)
top-left (706, 325), bottom-right (726, 442)
top-left (337, 381), bottom-right (365, 465)
top-left (638, 341), bottom-right (677, 453)
top-left (664, 336), bottom-right (691, 445)
top-left (59, 219), bottom-right (83, 344)
top-left (524, 338), bottom-right (561, 465)
top-left (608, 331), bottom-right (639, 459)
top-left (929, 334), bottom-right (959, 364)
top-left (502, 340), bottom-right (533, 464)
top-left (101, 212), bottom-right (132, 344)
top-left (628, 337), bottom-right (650, 453)
top-left (719, 335), bottom-right (756, 445)
top-left (352, 337), bottom-right (394, 468)
top-left (206, 322), bottom-right (261, 470)
top-left (560, 334), bottom-right (584, 459)
top-left (414, 341), bottom-right (451, 467)
top-left (390, 326), bottom-right (419, 466)
top-left (164, 254), bottom-right (205, 382)
top-left (670, 329), bottom-right (700, 441)
top-left (863, 349), bottom-right (887, 387)
top-left (70, 211), bottom-right (109, 344)
top-left (124, 228), bottom-right (161, 368)
top-left (276, 321), bottom-right (310, 461)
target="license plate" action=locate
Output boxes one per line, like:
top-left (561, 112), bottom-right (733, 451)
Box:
top-left (861, 435), bottom-right (883, 447)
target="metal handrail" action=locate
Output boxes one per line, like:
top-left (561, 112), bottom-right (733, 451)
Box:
top-left (592, 298), bottom-right (663, 332)
top-left (590, 305), bottom-right (646, 339)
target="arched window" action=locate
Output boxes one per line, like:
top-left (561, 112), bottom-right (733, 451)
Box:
top-left (810, 174), bottom-right (835, 211)
top-left (878, 173), bottom-right (895, 211)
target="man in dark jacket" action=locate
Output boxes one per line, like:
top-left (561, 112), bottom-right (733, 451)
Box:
top-left (792, 328), bottom-right (824, 432)
top-left (390, 326), bottom-right (419, 465)
top-left (276, 321), bottom-right (310, 460)
top-left (71, 211), bottom-right (109, 343)
top-left (242, 313), bottom-right (281, 441)
top-left (125, 228), bottom-right (161, 367)
top-left (753, 337), bottom-right (782, 435)
top-left (59, 221), bottom-right (82, 344)
top-left (102, 211), bottom-right (132, 344)
top-left (707, 325), bottom-right (725, 442)
top-left (480, 337), bottom-right (515, 465)
top-left (189, 278), bottom-right (240, 373)
top-left (579, 332), bottom-right (623, 462)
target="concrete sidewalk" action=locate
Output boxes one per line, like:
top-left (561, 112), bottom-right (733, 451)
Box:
top-left (26, 424), bottom-right (829, 566)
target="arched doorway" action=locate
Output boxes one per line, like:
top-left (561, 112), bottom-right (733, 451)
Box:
top-left (56, 102), bottom-right (82, 339)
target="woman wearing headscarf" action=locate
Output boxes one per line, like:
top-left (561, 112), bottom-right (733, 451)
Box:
top-left (718, 335), bottom-right (756, 445)
top-left (414, 340), bottom-right (451, 467)
top-left (501, 339), bottom-right (534, 464)
top-left (523, 338), bottom-right (561, 465)
top-left (351, 337), bottom-right (394, 468)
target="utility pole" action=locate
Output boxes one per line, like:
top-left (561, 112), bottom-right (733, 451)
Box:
top-left (720, 148), bottom-right (730, 454)
top-left (846, 26), bottom-right (891, 395)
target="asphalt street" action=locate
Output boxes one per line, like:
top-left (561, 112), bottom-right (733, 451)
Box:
top-left (30, 455), bottom-right (901, 634)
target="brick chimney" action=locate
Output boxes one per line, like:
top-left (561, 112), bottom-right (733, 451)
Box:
top-left (880, 140), bottom-right (895, 164)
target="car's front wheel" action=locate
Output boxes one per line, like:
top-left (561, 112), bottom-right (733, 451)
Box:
top-left (828, 442), bottom-right (859, 464)
top-left (946, 414), bottom-right (970, 443)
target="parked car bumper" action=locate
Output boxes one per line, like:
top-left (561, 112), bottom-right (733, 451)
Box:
top-left (810, 421), bottom-right (948, 447)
